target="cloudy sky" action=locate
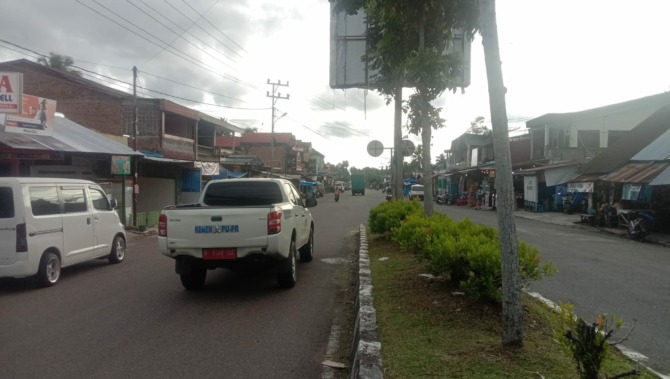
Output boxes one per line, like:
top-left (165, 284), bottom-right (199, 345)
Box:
top-left (2, 0), bottom-right (670, 170)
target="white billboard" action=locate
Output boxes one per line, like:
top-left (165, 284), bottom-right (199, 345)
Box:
top-left (329, 5), bottom-right (471, 90)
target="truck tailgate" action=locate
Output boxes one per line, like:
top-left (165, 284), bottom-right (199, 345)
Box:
top-left (164, 207), bottom-right (270, 249)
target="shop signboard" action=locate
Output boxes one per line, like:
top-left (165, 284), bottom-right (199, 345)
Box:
top-left (567, 182), bottom-right (594, 193)
top-left (0, 72), bottom-right (23, 114)
top-left (111, 155), bottom-right (131, 175)
top-left (2, 94), bottom-right (57, 136)
top-left (524, 176), bottom-right (538, 202)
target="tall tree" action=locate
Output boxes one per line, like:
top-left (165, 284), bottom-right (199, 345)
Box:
top-left (480, 0), bottom-right (523, 346)
top-left (467, 116), bottom-right (492, 135)
top-left (37, 52), bottom-right (82, 77)
top-left (335, 0), bottom-right (479, 215)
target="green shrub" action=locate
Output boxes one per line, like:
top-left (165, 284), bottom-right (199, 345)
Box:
top-left (368, 199), bottom-right (423, 234)
top-left (390, 215), bottom-right (555, 303)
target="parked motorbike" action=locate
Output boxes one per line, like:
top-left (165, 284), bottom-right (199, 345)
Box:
top-left (436, 194), bottom-right (448, 205)
top-left (385, 193), bottom-right (393, 201)
top-left (628, 216), bottom-right (649, 241)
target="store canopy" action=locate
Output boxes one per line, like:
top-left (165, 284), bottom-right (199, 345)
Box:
top-left (600, 162), bottom-right (669, 184)
top-left (0, 114), bottom-right (142, 156)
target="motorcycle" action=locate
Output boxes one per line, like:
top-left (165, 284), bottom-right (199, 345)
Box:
top-left (335, 192), bottom-right (340, 202)
top-left (627, 210), bottom-right (655, 241)
top-left (436, 194), bottom-right (448, 205)
top-left (628, 216), bottom-right (649, 241)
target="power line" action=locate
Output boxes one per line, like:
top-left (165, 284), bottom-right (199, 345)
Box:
top-left (178, 0), bottom-right (248, 55)
top-left (0, 40), bottom-right (267, 111)
top-left (128, 0), bottom-right (238, 69)
top-left (163, 0), bottom-right (245, 59)
top-left (76, 0), bottom-right (257, 89)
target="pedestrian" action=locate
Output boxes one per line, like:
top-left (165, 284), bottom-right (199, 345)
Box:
top-left (476, 187), bottom-right (484, 210)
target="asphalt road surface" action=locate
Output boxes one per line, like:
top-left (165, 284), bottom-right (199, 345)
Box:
top-left (0, 190), bottom-right (377, 379)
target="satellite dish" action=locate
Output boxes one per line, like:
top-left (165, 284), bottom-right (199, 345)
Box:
top-left (401, 140), bottom-right (415, 157)
top-left (367, 140), bottom-right (384, 157)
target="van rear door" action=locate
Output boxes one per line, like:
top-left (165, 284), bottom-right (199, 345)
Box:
top-left (0, 185), bottom-right (19, 266)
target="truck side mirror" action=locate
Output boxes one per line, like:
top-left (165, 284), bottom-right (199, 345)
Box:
top-left (304, 197), bottom-right (317, 208)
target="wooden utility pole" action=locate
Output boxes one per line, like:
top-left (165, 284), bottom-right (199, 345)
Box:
top-left (479, 0), bottom-right (524, 346)
top-left (266, 79), bottom-right (289, 172)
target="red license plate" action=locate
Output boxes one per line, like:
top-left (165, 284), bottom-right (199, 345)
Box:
top-left (202, 248), bottom-right (237, 260)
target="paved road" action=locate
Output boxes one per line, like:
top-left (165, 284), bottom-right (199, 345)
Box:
top-left (435, 203), bottom-right (670, 377)
top-left (0, 191), bottom-right (373, 379)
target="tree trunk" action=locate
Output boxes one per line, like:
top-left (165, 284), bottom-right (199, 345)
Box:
top-left (479, 0), bottom-right (524, 346)
top-left (421, 94), bottom-right (433, 216)
top-left (394, 85), bottom-right (404, 200)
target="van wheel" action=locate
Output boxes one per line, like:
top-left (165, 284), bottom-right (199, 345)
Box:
top-left (108, 236), bottom-right (126, 264)
top-left (277, 240), bottom-right (297, 288)
top-left (38, 252), bottom-right (61, 287)
top-left (180, 266), bottom-right (207, 291)
top-left (299, 228), bottom-right (314, 262)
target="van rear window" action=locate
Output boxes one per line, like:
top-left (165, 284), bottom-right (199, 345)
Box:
top-left (30, 186), bottom-right (61, 216)
top-left (203, 182), bottom-right (283, 206)
top-left (0, 187), bottom-right (14, 218)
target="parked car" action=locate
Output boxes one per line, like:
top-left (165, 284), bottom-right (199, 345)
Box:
top-left (408, 184), bottom-right (425, 200)
top-left (0, 177), bottom-right (126, 286)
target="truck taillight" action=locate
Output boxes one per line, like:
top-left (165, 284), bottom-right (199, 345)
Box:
top-left (158, 214), bottom-right (167, 237)
top-left (267, 210), bottom-right (282, 235)
top-left (16, 223), bottom-right (27, 252)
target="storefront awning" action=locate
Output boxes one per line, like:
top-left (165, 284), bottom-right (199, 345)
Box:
top-left (544, 165), bottom-right (579, 186)
top-left (649, 166), bottom-right (670, 185)
top-left (0, 114), bottom-right (142, 156)
top-left (600, 162), bottom-right (669, 184)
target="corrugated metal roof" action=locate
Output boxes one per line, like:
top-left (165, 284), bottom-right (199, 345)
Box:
top-left (600, 162), bottom-right (669, 184)
top-left (580, 104), bottom-right (670, 174)
top-left (649, 166), bottom-right (670, 185)
top-left (0, 115), bottom-right (142, 156)
top-left (632, 128), bottom-right (670, 160)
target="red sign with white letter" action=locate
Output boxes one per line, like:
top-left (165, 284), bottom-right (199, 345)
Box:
top-left (0, 72), bottom-right (23, 114)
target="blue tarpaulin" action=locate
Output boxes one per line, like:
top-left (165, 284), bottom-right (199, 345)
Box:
top-left (212, 166), bottom-right (247, 179)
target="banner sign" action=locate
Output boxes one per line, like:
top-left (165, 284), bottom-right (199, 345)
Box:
top-left (524, 176), bottom-right (538, 203)
top-left (567, 182), bottom-right (594, 193)
top-left (2, 94), bottom-right (57, 136)
top-left (111, 155), bottom-right (131, 175)
top-left (0, 72), bottom-right (23, 114)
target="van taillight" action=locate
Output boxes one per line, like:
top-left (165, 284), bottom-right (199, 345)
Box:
top-left (158, 214), bottom-right (167, 237)
top-left (267, 210), bottom-right (282, 235)
top-left (16, 223), bottom-right (27, 252)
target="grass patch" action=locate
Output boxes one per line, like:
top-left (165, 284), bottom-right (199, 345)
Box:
top-left (368, 235), bottom-right (657, 379)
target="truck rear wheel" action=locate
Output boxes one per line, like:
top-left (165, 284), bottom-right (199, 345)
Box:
top-left (180, 265), bottom-right (207, 290)
top-left (277, 240), bottom-right (297, 288)
top-left (299, 228), bottom-right (314, 262)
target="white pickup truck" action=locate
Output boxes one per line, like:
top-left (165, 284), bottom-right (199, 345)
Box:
top-left (158, 178), bottom-right (317, 290)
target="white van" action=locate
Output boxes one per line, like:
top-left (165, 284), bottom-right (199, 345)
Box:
top-left (0, 177), bottom-right (126, 286)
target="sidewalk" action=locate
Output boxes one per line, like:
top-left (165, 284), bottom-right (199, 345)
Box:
top-left (511, 208), bottom-right (670, 248)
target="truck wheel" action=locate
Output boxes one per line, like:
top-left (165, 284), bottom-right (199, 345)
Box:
top-left (299, 228), bottom-right (314, 262)
top-left (180, 266), bottom-right (207, 290)
top-left (37, 251), bottom-right (61, 287)
top-left (277, 240), bottom-right (297, 288)
top-left (108, 235), bottom-right (126, 264)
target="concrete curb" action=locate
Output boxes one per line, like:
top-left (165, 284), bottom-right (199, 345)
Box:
top-left (350, 224), bottom-right (383, 379)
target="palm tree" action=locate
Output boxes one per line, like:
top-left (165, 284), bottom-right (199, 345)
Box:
top-left (37, 53), bottom-right (82, 77)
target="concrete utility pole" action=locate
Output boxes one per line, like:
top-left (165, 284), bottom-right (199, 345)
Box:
top-left (132, 66), bottom-right (138, 228)
top-left (266, 80), bottom-right (289, 171)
